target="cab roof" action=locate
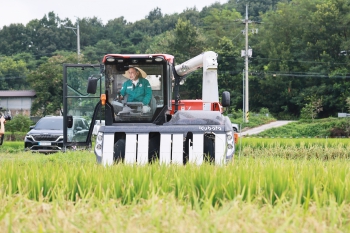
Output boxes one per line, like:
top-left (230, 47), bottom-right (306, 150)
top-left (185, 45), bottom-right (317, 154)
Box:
top-left (102, 54), bottom-right (174, 64)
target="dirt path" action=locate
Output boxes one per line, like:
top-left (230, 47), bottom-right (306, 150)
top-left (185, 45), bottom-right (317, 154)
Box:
top-left (240, 121), bottom-right (295, 136)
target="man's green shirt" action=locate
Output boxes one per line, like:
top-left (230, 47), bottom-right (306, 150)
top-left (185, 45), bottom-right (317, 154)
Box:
top-left (120, 78), bottom-right (152, 105)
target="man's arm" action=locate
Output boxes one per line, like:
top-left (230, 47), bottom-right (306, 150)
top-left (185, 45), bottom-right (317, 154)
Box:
top-left (120, 81), bottom-right (127, 97)
top-left (142, 79), bottom-right (152, 106)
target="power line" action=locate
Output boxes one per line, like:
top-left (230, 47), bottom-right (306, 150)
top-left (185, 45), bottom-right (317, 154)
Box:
top-left (218, 56), bottom-right (350, 66)
top-left (250, 57), bottom-right (350, 65)
top-left (259, 72), bottom-right (350, 78)
top-left (0, 76), bottom-right (27, 80)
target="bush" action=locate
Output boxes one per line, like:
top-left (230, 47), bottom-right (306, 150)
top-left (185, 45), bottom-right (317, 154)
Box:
top-left (259, 107), bottom-right (270, 115)
top-left (229, 109), bottom-right (243, 119)
top-left (4, 132), bottom-right (26, 141)
top-left (5, 114), bottom-right (34, 134)
top-left (229, 109), bottom-right (276, 129)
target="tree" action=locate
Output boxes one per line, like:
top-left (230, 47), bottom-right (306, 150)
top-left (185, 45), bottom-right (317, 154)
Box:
top-left (226, 0), bottom-right (284, 21)
top-left (250, 0), bottom-right (350, 117)
top-left (0, 23), bottom-right (29, 56)
top-left (26, 53), bottom-right (77, 116)
top-left (346, 97), bottom-right (350, 113)
top-left (147, 7), bottom-right (163, 22)
top-left (201, 8), bottom-right (242, 48)
top-left (12, 52), bottom-right (37, 70)
top-left (215, 37), bottom-right (243, 109)
top-left (0, 56), bottom-right (29, 90)
top-left (300, 95), bottom-right (323, 121)
top-left (104, 17), bottom-right (128, 46)
top-left (169, 18), bottom-right (206, 62)
top-left (79, 17), bottom-right (105, 48)
top-left (31, 12), bottom-right (73, 57)
top-left (94, 39), bottom-right (117, 58)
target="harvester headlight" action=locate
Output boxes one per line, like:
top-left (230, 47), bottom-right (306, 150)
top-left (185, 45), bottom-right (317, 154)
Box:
top-left (95, 132), bottom-right (104, 158)
top-left (225, 131), bottom-right (235, 161)
top-left (97, 133), bottom-right (103, 141)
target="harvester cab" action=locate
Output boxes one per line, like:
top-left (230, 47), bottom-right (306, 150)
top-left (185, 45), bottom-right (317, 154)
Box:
top-left (63, 51), bottom-right (236, 165)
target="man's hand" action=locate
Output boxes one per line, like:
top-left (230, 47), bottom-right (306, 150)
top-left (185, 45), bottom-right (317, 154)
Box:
top-left (142, 105), bottom-right (151, 113)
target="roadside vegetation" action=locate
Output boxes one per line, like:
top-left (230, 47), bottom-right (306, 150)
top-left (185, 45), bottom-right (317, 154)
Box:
top-left (227, 104), bottom-right (350, 138)
top-left (4, 110), bottom-right (350, 145)
top-left (228, 108), bottom-right (276, 131)
top-left (253, 117), bottom-right (350, 138)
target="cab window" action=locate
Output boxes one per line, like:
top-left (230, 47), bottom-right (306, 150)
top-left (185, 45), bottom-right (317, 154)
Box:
top-left (105, 64), bottom-right (164, 122)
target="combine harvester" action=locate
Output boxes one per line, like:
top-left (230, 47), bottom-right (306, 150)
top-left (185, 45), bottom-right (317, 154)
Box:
top-left (63, 51), bottom-right (238, 165)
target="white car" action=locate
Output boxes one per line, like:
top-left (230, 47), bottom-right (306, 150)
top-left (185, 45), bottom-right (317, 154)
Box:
top-left (92, 120), bottom-right (105, 135)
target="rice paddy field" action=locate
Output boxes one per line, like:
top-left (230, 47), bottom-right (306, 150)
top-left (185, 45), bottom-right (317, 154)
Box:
top-left (1, 138), bottom-right (350, 232)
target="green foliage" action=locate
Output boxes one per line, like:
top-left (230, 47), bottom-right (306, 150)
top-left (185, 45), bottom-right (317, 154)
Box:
top-left (168, 18), bottom-right (206, 63)
top-left (346, 97), bottom-right (350, 112)
top-left (1, 147), bottom-right (350, 207)
top-left (201, 8), bottom-right (242, 48)
top-left (2, 0), bottom-right (350, 118)
top-left (5, 114), bottom-right (34, 134)
top-left (259, 107), bottom-right (270, 115)
top-left (230, 109), bottom-right (276, 129)
top-left (82, 39), bottom-right (117, 63)
top-left (216, 36), bottom-right (243, 108)
top-left (0, 56), bottom-right (29, 90)
top-left (229, 108), bottom-right (243, 119)
top-left (26, 53), bottom-right (78, 116)
top-left (300, 95), bottom-right (323, 121)
top-left (0, 141), bottom-right (24, 153)
top-left (256, 117), bottom-right (350, 138)
top-left (1, 138), bottom-right (350, 231)
top-left (250, 0), bottom-right (350, 117)
top-left (12, 52), bottom-right (38, 70)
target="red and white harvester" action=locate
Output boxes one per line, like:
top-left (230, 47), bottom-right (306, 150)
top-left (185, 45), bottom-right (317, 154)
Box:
top-left (63, 51), bottom-right (238, 165)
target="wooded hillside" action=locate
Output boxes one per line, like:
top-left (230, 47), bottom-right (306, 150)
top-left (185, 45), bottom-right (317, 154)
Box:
top-left (1, 0), bottom-right (350, 119)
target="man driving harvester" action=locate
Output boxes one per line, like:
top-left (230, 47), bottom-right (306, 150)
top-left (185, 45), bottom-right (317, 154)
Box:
top-left (120, 67), bottom-right (152, 113)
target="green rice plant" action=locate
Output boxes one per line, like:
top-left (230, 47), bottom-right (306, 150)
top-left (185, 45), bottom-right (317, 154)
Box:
top-left (1, 193), bottom-right (350, 232)
top-left (238, 138), bottom-right (350, 159)
top-left (1, 144), bottom-right (350, 232)
top-left (0, 141), bottom-right (24, 153)
top-left (0, 146), bottom-right (350, 209)
top-left (256, 117), bottom-right (350, 138)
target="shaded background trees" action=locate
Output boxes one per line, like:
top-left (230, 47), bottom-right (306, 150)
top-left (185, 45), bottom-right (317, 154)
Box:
top-left (1, 0), bottom-right (350, 118)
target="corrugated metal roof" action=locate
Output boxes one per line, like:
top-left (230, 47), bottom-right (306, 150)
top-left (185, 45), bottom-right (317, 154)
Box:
top-left (0, 90), bottom-right (36, 97)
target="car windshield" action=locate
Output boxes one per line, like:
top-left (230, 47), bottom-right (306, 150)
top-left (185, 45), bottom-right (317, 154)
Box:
top-left (35, 118), bottom-right (63, 130)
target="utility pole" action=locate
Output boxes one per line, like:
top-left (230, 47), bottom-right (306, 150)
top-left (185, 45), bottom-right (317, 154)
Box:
top-left (244, 4), bottom-right (249, 123)
top-left (242, 69), bottom-right (245, 122)
top-left (238, 5), bottom-right (259, 123)
top-left (240, 4), bottom-right (257, 123)
top-left (77, 20), bottom-right (80, 62)
top-left (65, 18), bottom-right (80, 63)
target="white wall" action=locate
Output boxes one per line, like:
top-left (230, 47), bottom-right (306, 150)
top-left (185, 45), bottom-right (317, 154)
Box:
top-left (0, 97), bottom-right (33, 116)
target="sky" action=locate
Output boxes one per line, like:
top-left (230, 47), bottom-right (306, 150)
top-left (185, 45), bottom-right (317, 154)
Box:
top-left (0, 0), bottom-right (227, 28)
